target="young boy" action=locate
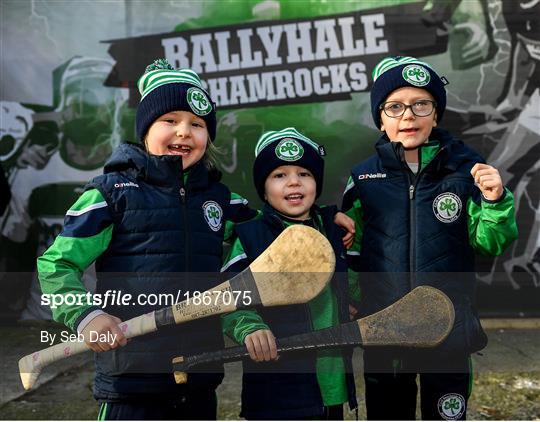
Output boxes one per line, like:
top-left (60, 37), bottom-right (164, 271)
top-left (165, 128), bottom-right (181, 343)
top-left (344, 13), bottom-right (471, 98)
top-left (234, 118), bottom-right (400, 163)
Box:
top-left (37, 59), bottom-right (257, 420)
top-left (221, 128), bottom-right (358, 420)
top-left (342, 56), bottom-right (518, 420)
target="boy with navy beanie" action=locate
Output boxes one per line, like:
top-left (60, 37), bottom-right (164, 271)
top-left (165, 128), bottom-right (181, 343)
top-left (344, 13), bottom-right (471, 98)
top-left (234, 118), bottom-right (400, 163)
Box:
top-left (135, 61), bottom-right (217, 143)
top-left (342, 56), bottom-right (518, 420)
top-left (38, 59), bottom-right (257, 420)
top-left (222, 128), bottom-right (359, 420)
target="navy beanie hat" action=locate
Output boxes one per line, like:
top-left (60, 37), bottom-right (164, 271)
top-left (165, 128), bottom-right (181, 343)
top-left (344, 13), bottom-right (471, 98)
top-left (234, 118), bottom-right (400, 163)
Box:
top-left (370, 56), bottom-right (448, 129)
top-left (135, 59), bottom-right (216, 143)
top-left (253, 128), bottom-right (325, 201)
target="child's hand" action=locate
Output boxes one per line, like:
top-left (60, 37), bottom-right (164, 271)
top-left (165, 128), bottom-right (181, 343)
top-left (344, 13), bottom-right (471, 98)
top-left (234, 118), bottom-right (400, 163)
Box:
top-left (471, 163), bottom-right (504, 201)
top-left (244, 329), bottom-right (278, 362)
top-left (334, 212), bottom-right (355, 249)
top-left (81, 314), bottom-right (127, 353)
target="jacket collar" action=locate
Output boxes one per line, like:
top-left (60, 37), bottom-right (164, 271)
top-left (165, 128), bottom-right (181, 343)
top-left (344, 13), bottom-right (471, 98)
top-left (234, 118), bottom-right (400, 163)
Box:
top-left (374, 128), bottom-right (478, 174)
top-left (261, 202), bottom-right (323, 232)
top-left (103, 143), bottom-right (221, 191)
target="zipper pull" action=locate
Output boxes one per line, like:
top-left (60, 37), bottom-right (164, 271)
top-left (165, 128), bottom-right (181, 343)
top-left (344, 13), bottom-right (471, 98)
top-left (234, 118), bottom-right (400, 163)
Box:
top-left (409, 185), bottom-right (415, 200)
top-left (179, 187), bottom-right (186, 203)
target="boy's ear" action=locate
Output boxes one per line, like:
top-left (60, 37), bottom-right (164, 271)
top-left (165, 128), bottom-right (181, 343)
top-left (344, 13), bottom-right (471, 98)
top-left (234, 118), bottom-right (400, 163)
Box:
top-left (433, 112), bottom-right (438, 127)
top-left (380, 124), bottom-right (385, 132)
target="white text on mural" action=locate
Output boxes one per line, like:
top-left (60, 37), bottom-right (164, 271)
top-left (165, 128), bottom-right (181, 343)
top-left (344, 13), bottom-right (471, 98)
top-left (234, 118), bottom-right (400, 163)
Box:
top-left (161, 13), bottom-right (389, 107)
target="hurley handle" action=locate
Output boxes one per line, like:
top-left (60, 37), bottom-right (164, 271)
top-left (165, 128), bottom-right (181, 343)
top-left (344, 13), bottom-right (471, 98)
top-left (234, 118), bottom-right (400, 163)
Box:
top-left (19, 311), bottom-right (158, 390)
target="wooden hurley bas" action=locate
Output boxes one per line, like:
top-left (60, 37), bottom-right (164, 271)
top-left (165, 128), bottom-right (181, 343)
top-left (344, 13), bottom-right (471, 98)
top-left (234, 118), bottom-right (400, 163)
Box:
top-left (19, 225), bottom-right (335, 391)
top-left (172, 285), bottom-right (455, 384)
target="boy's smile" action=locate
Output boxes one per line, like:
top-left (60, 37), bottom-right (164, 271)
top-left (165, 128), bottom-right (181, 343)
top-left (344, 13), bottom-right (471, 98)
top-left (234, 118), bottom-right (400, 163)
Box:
top-left (380, 87), bottom-right (437, 153)
top-left (264, 165), bottom-right (316, 220)
top-left (145, 110), bottom-right (208, 169)
top-left (166, 144), bottom-right (193, 156)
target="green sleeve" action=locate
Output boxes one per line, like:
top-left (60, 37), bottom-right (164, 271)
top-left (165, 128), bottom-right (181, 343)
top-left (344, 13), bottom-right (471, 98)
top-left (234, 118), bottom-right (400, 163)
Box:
top-left (342, 176), bottom-right (364, 256)
top-left (467, 188), bottom-right (518, 256)
top-left (223, 220), bottom-right (236, 244)
top-left (344, 193), bottom-right (362, 303)
top-left (344, 198), bottom-right (364, 257)
top-left (220, 237), bottom-right (269, 343)
top-left (221, 309), bottom-right (270, 345)
top-left (223, 192), bottom-right (260, 243)
top-left (37, 189), bottom-right (113, 330)
top-left (220, 236), bottom-right (248, 272)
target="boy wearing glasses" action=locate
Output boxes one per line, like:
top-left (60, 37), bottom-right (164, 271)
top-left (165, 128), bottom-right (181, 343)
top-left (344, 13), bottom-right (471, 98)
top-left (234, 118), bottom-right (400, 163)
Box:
top-left (342, 56), bottom-right (517, 420)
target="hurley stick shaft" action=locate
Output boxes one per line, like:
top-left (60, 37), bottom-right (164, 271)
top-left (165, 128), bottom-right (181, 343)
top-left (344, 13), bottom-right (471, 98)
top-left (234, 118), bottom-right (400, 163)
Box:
top-left (174, 322), bottom-right (361, 375)
top-left (173, 286), bottom-right (455, 383)
top-left (20, 225), bottom-right (336, 390)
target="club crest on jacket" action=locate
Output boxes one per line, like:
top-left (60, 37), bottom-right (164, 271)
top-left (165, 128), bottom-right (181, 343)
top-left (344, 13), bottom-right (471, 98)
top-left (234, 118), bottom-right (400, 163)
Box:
top-left (203, 200), bottom-right (223, 231)
top-left (433, 192), bottom-right (462, 223)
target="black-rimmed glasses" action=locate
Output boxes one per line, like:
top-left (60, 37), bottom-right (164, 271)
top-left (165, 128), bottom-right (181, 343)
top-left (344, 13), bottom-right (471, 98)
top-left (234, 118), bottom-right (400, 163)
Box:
top-left (380, 100), bottom-right (436, 118)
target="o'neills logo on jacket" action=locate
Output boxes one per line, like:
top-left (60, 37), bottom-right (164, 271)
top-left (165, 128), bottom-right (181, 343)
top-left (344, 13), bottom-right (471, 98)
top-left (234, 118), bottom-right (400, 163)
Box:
top-left (358, 173), bottom-right (386, 180)
top-left (114, 182), bottom-right (140, 188)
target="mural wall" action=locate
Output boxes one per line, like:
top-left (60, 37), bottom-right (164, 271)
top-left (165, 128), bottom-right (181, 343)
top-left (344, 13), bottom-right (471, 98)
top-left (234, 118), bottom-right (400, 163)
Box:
top-left (1, 0), bottom-right (538, 319)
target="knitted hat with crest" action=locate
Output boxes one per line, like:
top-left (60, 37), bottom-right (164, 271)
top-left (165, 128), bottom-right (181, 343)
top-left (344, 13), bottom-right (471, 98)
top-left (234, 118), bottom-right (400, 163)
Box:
top-left (253, 127), bottom-right (325, 200)
top-left (135, 59), bottom-right (216, 142)
top-left (371, 56), bottom-right (448, 129)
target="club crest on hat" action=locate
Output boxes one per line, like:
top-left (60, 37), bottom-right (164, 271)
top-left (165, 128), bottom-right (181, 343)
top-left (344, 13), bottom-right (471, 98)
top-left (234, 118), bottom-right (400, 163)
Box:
top-left (433, 192), bottom-right (462, 223)
top-left (437, 393), bottom-right (465, 420)
top-left (275, 138), bottom-right (304, 161)
top-left (202, 201), bottom-right (223, 231)
top-left (402, 64), bottom-right (431, 87)
top-left (187, 87), bottom-right (212, 116)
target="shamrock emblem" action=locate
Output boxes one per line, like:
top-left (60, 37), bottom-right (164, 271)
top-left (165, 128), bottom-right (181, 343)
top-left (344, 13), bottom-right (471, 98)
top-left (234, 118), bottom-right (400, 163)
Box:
top-left (187, 87), bottom-right (212, 115)
top-left (402, 65), bottom-right (430, 86)
top-left (444, 398), bottom-right (461, 414)
top-left (203, 201), bottom-right (223, 231)
top-left (433, 193), bottom-right (461, 223)
top-left (408, 67), bottom-right (425, 81)
top-left (280, 141), bottom-right (299, 155)
top-left (439, 198), bottom-right (457, 216)
top-left (191, 91), bottom-right (208, 109)
top-left (207, 206), bottom-right (220, 221)
top-left (438, 393), bottom-right (465, 419)
top-left (275, 138), bottom-right (304, 161)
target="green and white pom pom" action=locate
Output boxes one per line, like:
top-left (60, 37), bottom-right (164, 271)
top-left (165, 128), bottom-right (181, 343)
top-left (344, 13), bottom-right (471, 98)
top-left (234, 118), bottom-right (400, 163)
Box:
top-left (137, 58), bottom-right (205, 100)
top-left (144, 58), bottom-right (175, 73)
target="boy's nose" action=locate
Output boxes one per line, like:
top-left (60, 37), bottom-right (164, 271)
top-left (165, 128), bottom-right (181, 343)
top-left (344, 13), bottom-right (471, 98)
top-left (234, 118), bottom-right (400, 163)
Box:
top-left (287, 175), bottom-right (301, 186)
top-left (402, 106), bottom-right (416, 119)
top-left (175, 123), bottom-right (190, 137)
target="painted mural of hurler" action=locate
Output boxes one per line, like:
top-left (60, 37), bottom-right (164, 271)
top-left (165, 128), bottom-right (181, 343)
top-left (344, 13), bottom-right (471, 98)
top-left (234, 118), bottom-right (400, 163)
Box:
top-left (424, 0), bottom-right (540, 291)
top-left (0, 57), bottom-right (129, 320)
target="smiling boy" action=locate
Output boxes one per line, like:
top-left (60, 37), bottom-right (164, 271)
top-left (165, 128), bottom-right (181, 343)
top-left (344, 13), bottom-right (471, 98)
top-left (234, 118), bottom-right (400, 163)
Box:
top-left (342, 56), bottom-right (518, 420)
top-left (221, 128), bottom-right (358, 420)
